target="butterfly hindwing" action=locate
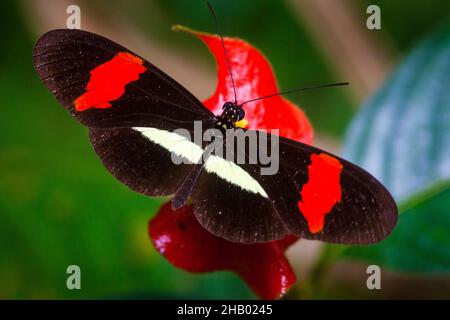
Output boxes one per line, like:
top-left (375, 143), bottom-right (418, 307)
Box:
top-left (89, 127), bottom-right (198, 197)
top-left (189, 161), bottom-right (289, 243)
top-left (248, 131), bottom-right (398, 244)
top-left (89, 125), bottom-right (397, 244)
top-left (88, 124), bottom-right (290, 243)
top-left (33, 29), bottom-right (214, 129)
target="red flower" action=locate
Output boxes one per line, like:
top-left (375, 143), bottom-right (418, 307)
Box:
top-left (148, 26), bottom-right (314, 299)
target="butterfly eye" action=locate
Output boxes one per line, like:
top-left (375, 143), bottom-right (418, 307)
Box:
top-left (237, 108), bottom-right (245, 120)
top-left (222, 101), bottom-right (234, 109)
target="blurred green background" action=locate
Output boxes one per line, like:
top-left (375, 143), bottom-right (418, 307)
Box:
top-left (1, 0), bottom-right (450, 299)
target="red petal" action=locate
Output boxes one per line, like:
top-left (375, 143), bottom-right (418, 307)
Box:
top-left (174, 26), bottom-right (313, 143)
top-left (147, 26), bottom-right (316, 299)
top-left (149, 202), bottom-right (296, 299)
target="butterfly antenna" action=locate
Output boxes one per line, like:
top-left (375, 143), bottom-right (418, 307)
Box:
top-left (239, 82), bottom-right (349, 107)
top-left (207, 1), bottom-right (238, 104)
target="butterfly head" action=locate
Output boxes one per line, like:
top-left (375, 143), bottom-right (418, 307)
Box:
top-left (222, 101), bottom-right (245, 122)
top-left (214, 102), bottom-right (246, 130)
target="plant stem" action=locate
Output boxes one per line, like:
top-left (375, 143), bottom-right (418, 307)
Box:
top-left (289, 244), bottom-right (346, 299)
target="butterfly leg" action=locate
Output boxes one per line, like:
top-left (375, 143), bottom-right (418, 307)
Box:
top-left (172, 162), bottom-right (206, 210)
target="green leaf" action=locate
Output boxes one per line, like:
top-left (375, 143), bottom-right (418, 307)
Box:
top-left (343, 25), bottom-right (450, 202)
top-left (340, 25), bottom-right (450, 272)
top-left (0, 0), bottom-right (253, 299)
top-left (344, 186), bottom-right (450, 273)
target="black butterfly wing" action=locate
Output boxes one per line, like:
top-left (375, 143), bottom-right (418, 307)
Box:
top-left (33, 29), bottom-right (214, 130)
top-left (187, 129), bottom-right (397, 244)
top-left (254, 131), bottom-right (397, 244)
top-left (33, 29), bottom-right (217, 197)
top-left (189, 161), bottom-right (289, 243)
top-left (89, 127), bottom-right (198, 197)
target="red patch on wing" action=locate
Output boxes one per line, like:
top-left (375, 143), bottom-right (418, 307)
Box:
top-left (74, 52), bottom-right (146, 111)
top-left (298, 153), bottom-right (343, 234)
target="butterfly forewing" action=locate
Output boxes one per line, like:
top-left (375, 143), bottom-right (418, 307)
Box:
top-left (33, 29), bottom-right (214, 129)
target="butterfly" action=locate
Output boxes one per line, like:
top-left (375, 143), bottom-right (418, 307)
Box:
top-left (32, 28), bottom-right (397, 244)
